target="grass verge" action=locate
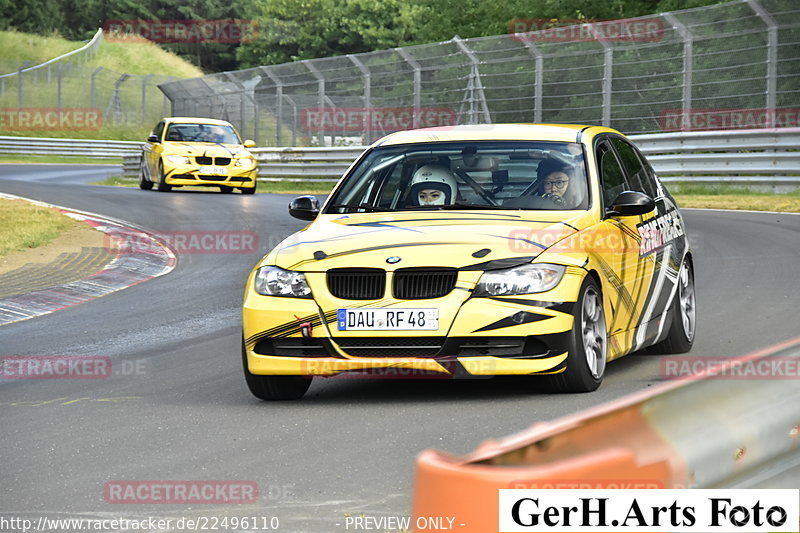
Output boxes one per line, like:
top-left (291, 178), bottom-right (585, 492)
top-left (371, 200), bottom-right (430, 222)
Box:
top-left (670, 183), bottom-right (800, 212)
top-left (0, 198), bottom-right (77, 256)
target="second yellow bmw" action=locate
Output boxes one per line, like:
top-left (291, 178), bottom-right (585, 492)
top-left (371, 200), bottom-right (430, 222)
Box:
top-left (242, 124), bottom-right (696, 400)
top-left (140, 117), bottom-right (258, 194)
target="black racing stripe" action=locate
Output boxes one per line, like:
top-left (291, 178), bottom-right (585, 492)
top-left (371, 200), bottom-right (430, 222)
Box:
top-left (460, 256), bottom-right (536, 271)
top-left (472, 311), bottom-right (552, 332)
top-left (488, 234), bottom-right (548, 250)
top-left (576, 125), bottom-right (591, 143)
top-left (247, 310), bottom-right (337, 344)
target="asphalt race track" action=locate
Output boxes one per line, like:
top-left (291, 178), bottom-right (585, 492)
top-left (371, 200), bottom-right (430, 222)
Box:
top-left (1, 164), bottom-right (799, 531)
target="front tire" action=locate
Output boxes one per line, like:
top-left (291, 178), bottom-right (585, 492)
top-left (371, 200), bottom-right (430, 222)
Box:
top-left (219, 185), bottom-right (233, 194)
top-left (241, 187), bottom-right (255, 195)
top-left (156, 160), bottom-right (172, 192)
top-left (138, 155), bottom-right (153, 190)
top-left (241, 338), bottom-right (312, 400)
top-left (651, 258), bottom-right (696, 354)
top-left (548, 276), bottom-right (607, 393)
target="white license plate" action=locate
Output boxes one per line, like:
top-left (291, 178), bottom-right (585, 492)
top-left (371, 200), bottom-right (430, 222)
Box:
top-left (337, 308), bottom-right (438, 331)
top-left (198, 166), bottom-right (228, 176)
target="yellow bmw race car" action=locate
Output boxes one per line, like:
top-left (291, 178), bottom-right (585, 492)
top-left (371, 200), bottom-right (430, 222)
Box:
top-left (242, 124), bottom-right (695, 400)
top-left (140, 117), bottom-right (258, 194)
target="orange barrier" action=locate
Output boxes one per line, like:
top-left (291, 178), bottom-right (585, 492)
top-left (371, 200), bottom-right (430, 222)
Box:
top-left (411, 336), bottom-right (800, 532)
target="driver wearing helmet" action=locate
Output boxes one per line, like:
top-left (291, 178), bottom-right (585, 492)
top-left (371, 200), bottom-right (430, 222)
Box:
top-left (407, 164), bottom-right (458, 207)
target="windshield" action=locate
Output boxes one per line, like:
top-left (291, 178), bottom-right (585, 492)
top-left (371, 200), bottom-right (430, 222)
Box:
top-left (164, 123), bottom-right (241, 144)
top-left (325, 141), bottom-right (589, 213)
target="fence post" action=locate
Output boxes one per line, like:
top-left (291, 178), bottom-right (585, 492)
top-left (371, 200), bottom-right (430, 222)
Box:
top-left (141, 74), bottom-right (153, 125)
top-left (591, 27), bottom-right (613, 127)
top-left (747, 0), bottom-right (778, 128)
top-left (90, 67), bottom-right (104, 110)
top-left (396, 48), bottom-right (421, 128)
top-left (663, 14), bottom-right (693, 132)
top-left (303, 60), bottom-right (333, 145)
top-left (521, 40), bottom-right (544, 123)
top-left (17, 62), bottom-right (30, 110)
top-left (347, 54), bottom-right (372, 143)
top-left (260, 66), bottom-right (284, 146)
top-left (452, 36), bottom-right (491, 125)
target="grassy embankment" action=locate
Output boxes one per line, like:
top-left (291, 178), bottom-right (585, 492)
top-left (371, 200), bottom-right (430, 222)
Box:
top-left (0, 198), bottom-right (77, 256)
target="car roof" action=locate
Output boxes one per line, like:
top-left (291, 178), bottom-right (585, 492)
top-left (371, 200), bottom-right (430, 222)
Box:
top-left (164, 117), bottom-right (234, 127)
top-left (374, 124), bottom-right (605, 146)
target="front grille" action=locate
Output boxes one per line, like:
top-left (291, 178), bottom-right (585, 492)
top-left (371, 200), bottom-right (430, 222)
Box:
top-left (215, 157), bottom-right (231, 166)
top-left (327, 268), bottom-right (385, 300)
top-left (196, 175), bottom-right (229, 180)
top-left (196, 156), bottom-right (212, 165)
top-left (333, 337), bottom-right (445, 357)
top-left (393, 268), bottom-right (457, 299)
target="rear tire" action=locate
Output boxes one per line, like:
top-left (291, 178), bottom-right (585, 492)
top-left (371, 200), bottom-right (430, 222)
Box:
top-left (548, 276), bottom-right (607, 393)
top-left (651, 258), bottom-right (696, 354)
top-left (241, 338), bottom-right (312, 400)
top-left (138, 155), bottom-right (153, 190)
top-left (219, 185), bottom-right (233, 194)
top-left (156, 160), bottom-right (171, 192)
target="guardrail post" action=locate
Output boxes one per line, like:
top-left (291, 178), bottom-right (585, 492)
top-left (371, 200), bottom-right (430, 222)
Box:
top-left (747, 0), bottom-right (778, 128)
top-left (347, 54), bottom-right (372, 143)
top-left (260, 66), bottom-right (284, 146)
top-left (663, 14), bottom-right (693, 132)
top-left (452, 36), bottom-right (491, 125)
top-left (396, 48), bottom-right (422, 128)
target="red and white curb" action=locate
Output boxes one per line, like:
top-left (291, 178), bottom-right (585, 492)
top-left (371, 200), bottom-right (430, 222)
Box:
top-left (0, 193), bottom-right (177, 326)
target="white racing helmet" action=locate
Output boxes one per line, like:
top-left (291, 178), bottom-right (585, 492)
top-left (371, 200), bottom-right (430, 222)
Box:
top-left (408, 164), bottom-right (458, 206)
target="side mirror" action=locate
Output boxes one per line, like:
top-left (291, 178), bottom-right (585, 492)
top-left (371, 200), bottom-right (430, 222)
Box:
top-left (288, 195), bottom-right (320, 221)
top-left (606, 191), bottom-right (655, 217)
top-left (147, 134), bottom-right (159, 143)
top-left (243, 139), bottom-right (256, 148)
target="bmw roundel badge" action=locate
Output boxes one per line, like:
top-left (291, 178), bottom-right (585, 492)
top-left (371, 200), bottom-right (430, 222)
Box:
top-left (386, 256), bottom-right (401, 264)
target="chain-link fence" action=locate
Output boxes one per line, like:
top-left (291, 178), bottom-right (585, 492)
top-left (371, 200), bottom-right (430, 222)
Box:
top-left (160, 0), bottom-right (800, 147)
top-left (0, 29), bottom-right (176, 138)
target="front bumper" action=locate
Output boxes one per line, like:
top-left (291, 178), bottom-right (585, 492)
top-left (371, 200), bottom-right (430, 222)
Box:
top-left (163, 164), bottom-right (257, 188)
top-left (242, 275), bottom-right (582, 377)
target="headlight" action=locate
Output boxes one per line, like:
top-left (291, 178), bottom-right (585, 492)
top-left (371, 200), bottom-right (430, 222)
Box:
top-left (474, 263), bottom-right (565, 296)
top-left (254, 266), bottom-right (311, 298)
top-left (165, 154), bottom-right (191, 165)
top-left (234, 157), bottom-right (255, 169)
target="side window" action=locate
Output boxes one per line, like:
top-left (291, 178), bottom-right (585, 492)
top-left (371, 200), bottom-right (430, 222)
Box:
top-left (611, 137), bottom-right (655, 197)
top-left (596, 140), bottom-right (626, 208)
top-left (152, 121), bottom-right (165, 140)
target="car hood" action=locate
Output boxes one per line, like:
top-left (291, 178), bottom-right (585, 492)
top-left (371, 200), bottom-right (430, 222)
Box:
top-left (162, 142), bottom-right (250, 157)
top-left (265, 210), bottom-right (595, 271)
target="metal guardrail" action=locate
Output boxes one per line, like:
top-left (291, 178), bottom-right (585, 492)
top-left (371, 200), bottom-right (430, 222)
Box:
top-left (2, 128), bottom-right (798, 188)
top-left (410, 336), bottom-right (800, 532)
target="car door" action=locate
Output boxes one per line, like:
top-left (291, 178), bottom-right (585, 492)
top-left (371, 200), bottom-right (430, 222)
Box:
top-left (592, 135), bottom-right (653, 359)
top-left (610, 135), bottom-right (687, 351)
